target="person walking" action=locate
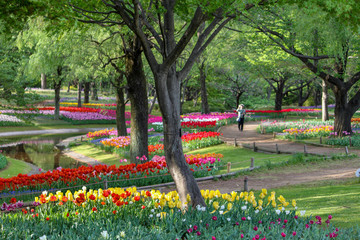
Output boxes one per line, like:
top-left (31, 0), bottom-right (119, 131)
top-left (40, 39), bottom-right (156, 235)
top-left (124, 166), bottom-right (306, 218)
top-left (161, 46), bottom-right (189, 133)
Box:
top-left (236, 104), bottom-right (246, 131)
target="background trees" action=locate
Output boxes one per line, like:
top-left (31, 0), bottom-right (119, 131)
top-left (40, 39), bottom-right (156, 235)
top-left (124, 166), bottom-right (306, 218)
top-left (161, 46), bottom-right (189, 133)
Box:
top-left (1, 0), bottom-right (360, 207)
top-left (238, 3), bottom-right (360, 135)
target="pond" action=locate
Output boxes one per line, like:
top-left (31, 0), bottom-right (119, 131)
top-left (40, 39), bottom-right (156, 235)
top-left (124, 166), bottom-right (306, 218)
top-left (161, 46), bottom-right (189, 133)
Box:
top-left (0, 133), bottom-right (86, 171)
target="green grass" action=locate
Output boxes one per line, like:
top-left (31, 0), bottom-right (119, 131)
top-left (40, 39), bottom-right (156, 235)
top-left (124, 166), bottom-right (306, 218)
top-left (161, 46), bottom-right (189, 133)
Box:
top-left (70, 143), bottom-right (291, 172)
top-left (185, 144), bottom-right (291, 174)
top-left (267, 180), bottom-right (360, 228)
top-left (70, 144), bottom-right (124, 166)
top-left (0, 157), bottom-right (32, 178)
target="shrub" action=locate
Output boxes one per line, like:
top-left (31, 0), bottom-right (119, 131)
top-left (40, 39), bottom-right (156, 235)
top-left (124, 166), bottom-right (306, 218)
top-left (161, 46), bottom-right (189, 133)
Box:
top-left (0, 152), bottom-right (7, 170)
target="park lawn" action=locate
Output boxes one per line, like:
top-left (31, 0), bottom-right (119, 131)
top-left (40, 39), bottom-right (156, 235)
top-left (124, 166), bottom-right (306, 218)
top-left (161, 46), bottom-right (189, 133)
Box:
top-left (70, 143), bottom-right (290, 172)
top-left (70, 144), bottom-right (123, 166)
top-left (0, 157), bottom-right (32, 178)
top-left (268, 179), bottom-right (360, 228)
top-left (185, 144), bottom-right (291, 174)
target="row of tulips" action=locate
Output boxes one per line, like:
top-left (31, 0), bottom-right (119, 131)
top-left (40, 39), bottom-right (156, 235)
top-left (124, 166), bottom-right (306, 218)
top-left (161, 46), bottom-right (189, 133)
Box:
top-left (181, 120), bottom-right (217, 129)
top-left (0, 154), bottom-right (222, 195)
top-left (1, 187), bottom-right (354, 239)
top-left (60, 102), bottom-right (117, 107)
top-left (0, 114), bottom-right (29, 126)
top-left (87, 128), bottom-right (155, 139)
top-left (281, 125), bottom-right (334, 140)
top-left (146, 131), bottom-right (223, 156)
top-left (261, 120), bottom-right (334, 134)
top-left (246, 108), bottom-right (321, 114)
top-left (94, 131), bottom-right (223, 156)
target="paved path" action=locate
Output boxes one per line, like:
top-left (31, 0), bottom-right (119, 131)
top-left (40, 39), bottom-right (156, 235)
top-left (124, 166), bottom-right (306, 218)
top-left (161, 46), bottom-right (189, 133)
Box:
top-left (0, 128), bottom-right (103, 138)
top-left (219, 122), bottom-right (358, 156)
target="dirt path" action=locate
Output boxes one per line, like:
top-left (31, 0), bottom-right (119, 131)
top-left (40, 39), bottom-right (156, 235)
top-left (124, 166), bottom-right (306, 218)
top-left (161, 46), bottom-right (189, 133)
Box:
top-left (174, 122), bottom-right (360, 192)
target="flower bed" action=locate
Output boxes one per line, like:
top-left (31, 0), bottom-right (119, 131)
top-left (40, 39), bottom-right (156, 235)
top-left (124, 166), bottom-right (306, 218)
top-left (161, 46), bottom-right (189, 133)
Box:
top-left (87, 128), bottom-right (155, 139)
top-left (182, 131), bottom-right (222, 150)
top-left (0, 154), bottom-right (222, 200)
top-left (0, 114), bottom-right (29, 127)
top-left (0, 187), bottom-right (354, 239)
top-left (261, 120), bottom-right (334, 138)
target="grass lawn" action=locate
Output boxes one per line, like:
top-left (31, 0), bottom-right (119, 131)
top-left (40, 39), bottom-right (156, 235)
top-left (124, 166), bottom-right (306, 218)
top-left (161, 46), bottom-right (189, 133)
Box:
top-left (70, 144), bottom-right (123, 166)
top-left (186, 144), bottom-right (291, 174)
top-left (0, 157), bottom-right (32, 178)
top-left (69, 143), bottom-right (291, 172)
top-left (268, 179), bottom-right (360, 228)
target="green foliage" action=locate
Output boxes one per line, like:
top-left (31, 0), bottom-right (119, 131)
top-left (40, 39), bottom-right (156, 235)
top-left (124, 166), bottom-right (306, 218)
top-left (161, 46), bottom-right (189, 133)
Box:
top-left (326, 135), bottom-right (360, 147)
top-left (0, 153), bottom-right (7, 170)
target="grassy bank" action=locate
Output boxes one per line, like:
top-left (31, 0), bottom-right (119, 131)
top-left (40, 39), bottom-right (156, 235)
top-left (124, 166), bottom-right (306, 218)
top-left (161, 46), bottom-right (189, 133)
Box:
top-left (0, 157), bottom-right (32, 178)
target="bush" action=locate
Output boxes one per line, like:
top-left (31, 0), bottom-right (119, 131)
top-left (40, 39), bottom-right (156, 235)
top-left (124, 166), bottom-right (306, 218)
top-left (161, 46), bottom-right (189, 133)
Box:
top-left (0, 153), bottom-right (8, 170)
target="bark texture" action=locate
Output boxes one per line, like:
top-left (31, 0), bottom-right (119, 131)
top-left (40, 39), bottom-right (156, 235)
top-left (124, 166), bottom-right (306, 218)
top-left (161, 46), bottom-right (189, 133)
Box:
top-left (91, 81), bottom-right (98, 100)
top-left (41, 73), bottom-right (47, 89)
top-left (84, 82), bottom-right (90, 103)
top-left (126, 38), bottom-right (149, 163)
top-left (54, 67), bottom-right (62, 120)
top-left (77, 81), bottom-right (82, 108)
top-left (115, 85), bottom-right (127, 137)
top-left (321, 80), bottom-right (329, 121)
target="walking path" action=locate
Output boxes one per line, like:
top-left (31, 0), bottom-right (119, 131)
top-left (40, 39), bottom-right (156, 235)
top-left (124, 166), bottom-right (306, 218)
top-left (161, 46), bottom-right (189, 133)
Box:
top-left (0, 128), bottom-right (103, 138)
top-left (184, 122), bottom-right (360, 192)
top-left (219, 122), bottom-right (354, 156)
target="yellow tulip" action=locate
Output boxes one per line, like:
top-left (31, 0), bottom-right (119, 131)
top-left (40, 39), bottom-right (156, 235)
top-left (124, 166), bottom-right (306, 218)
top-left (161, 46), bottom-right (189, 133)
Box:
top-left (262, 189), bottom-right (267, 196)
top-left (213, 201), bottom-right (219, 210)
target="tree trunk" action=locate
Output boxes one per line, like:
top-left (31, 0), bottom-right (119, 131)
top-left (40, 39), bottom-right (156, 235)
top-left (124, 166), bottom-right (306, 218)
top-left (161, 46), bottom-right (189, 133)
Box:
top-left (156, 64), bottom-right (205, 207)
top-left (126, 37), bottom-right (149, 163)
top-left (67, 82), bottom-right (71, 92)
top-left (91, 81), bottom-right (98, 101)
top-left (84, 82), bottom-right (90, 104)
top-left (115, 84), bottom-right (127, 137)
top-left (333, 87), bottom-right (352, 136)
top-left (274, 91), bottom-right (283, 111)
top-left (236, 92), bottom-right (244, 108)
top-left (199, 63), bottom-right (210, 114)
top-left (54, 82), bottom-right (61, 120)
top-left (322, 80), bottom-right (329, 121)
top-left (77, 81), bottom-right (82, 108)
top-left (41, 73), bottom-right (47, 89)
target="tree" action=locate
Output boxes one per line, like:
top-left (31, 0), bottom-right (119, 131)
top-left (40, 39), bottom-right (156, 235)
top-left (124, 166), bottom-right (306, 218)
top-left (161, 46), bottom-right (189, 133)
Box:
top-left (18, 17), bottom-right (79, 119)
top-left (69, 0), bottom-right (264, 207)
top-left (90, 27), bottom-right (149, 163)
top-left (239, 4), bottom-right (360, 135)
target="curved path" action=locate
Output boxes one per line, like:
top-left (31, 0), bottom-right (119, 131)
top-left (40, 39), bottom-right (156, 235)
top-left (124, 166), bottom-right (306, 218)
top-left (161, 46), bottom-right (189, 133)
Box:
top-left (219, 122), bottom-right (355, 156)
top-left (165, 121), bottom-right (360, 192)
top-left (182, 121), bottom-right (360, 192)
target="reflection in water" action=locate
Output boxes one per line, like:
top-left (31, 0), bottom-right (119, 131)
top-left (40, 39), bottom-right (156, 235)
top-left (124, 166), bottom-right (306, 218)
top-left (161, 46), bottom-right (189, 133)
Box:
top-left (0, 134), bottom-right (85, 171)
top-left (14, 144), bottom-right (33, 164)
